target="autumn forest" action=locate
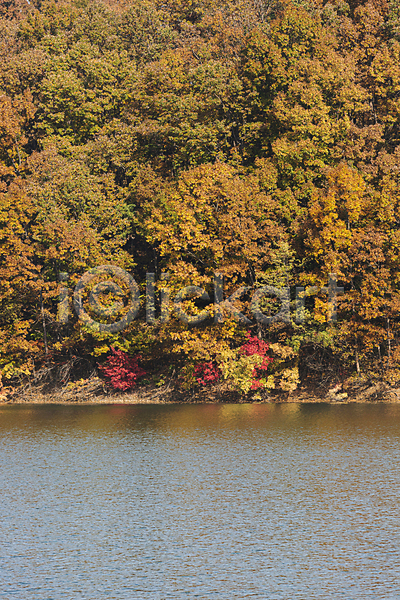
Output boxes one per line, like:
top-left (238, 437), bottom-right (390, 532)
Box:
top-left (1, 0), bottom-right (400, 398)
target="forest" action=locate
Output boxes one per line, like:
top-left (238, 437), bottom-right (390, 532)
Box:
top-left (1, 0), bottom-right (400, 398)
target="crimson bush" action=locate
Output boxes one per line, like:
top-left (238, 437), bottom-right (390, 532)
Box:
top-left (98, 348), bottom-right (146, 391)
top-left (194, 362), bottom-right (221, 386)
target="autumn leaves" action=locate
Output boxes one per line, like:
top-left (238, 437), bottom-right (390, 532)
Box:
top-left (1, 0), bottom-right (400, 391)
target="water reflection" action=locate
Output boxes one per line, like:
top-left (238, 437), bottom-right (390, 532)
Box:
top-left (0, 403), bottom-right (399, 599)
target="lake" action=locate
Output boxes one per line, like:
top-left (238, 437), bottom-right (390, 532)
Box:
top-left (0, 403), bottom-right (399, 599)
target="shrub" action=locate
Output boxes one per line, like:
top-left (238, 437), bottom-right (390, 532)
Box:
top-left (220, 333), bottom-right (274, 394)
top-left (98, 347), bottom-right (146, 391)
top-left (194, 361), bottom-right (221, 385)
top-left (240, 333), bottom-right (273, 383)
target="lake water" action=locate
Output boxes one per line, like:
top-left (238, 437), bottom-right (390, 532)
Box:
top-left (0, 403), bottom-right (399, 599)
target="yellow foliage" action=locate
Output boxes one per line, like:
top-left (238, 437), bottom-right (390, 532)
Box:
top-left (279, 367), bottom-right (300, 392)
top-left (220, 353), bottom-right (263, 394)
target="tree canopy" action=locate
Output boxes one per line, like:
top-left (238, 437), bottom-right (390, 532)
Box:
top-left (1, 0), bottom-right (400, 394)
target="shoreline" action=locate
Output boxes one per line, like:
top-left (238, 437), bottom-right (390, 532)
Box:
top-left (2, 379), bottom-right (400, 405)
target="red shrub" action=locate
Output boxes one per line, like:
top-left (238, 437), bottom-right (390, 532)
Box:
top-left (240, 333), bottom-right (273, 388)
top-left (98, 348), bottom-right (146, 391)
top-left (250, 379), bottom-right (264, 390)
top-left (194, 362), bottom-right (220, 385)
top-left (240, 334), bottom-right (271, 359)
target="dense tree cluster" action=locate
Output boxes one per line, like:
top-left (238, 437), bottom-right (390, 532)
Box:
top-left (1, 0), bottom-right (400, 394)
